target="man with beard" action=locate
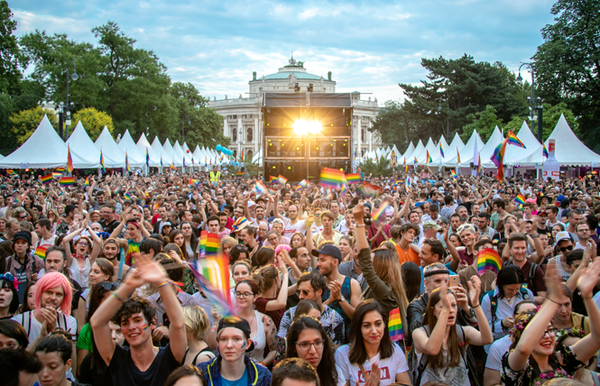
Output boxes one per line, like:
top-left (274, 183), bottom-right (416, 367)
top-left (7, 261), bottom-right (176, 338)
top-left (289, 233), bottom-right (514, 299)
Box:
top-left (286, 246), bottom-right (314, 308)
top-left (275, 203), bottom-right (306, 239)
top-left (99, 204), bottom-right (120, 235)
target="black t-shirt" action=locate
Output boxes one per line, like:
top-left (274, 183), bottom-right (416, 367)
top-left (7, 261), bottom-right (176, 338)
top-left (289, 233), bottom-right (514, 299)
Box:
top-left (79, 352), bottom-right (114, 386)
top-left (100, 219), bottom-right (121, 235)
top-left (108, 343), bottom-right (180, 386)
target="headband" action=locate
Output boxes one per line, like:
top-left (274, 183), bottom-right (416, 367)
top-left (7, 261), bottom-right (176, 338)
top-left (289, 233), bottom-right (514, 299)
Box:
top-left (423, 269), bottom-right (450, 278)
top-left (0, 273), bottom-right (20, 290)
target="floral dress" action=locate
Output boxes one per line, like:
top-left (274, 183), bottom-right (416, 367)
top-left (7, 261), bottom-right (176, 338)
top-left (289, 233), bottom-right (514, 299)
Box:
top-left (501, 344), bottom-right (587, 386)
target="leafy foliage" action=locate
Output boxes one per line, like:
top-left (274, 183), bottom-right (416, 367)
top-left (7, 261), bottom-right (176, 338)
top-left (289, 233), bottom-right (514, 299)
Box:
top-left (72, 107), bottom-right (115, 141)
top-left (461, 105), bottom-right (503, 143)
top-left (359, 157), bottom-right (390, 177)
top-left (9, 106), bottom-right (58, 145)
top-left (0, 0), bottom-right (21, 94)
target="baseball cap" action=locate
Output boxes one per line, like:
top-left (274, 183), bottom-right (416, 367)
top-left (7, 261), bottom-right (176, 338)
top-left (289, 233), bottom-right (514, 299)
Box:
top-left (311, 244), bottom-right (343, 263)
top-left (423, 220), bottom-right (441, 231)
top-left (553, 231), bottom-right (573, 248)
top-left (217, 317), bottom-right (251, 339)
top-left (13, 231), bottom-right (31, 245)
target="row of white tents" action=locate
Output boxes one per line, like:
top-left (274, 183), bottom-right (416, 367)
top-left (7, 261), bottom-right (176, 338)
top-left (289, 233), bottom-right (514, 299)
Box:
top-left (0, 115), bottom-right (241, 170)
top-left (360, 114), bottom-right (600, 169)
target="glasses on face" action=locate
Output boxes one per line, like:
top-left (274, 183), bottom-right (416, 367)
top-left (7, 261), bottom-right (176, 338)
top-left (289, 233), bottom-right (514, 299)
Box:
top-left (560, 245), bottom-right (574, 253)
top-left (295, 340), bottom-right (324, 351)
top-left (543, 327), bottom-right (559, 337)
top-left (297, 289), bottom-right (312, 297)
top-left (78, 241), bottom-right (90, 247)
top-left (19, 215), bottom-right (27, 220)
top-left (235, 292), bottom-right (253, 299)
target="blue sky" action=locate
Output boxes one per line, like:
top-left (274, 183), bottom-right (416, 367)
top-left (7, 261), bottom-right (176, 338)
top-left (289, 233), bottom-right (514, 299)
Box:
top-left (12, 0), bottom-right (557, 104)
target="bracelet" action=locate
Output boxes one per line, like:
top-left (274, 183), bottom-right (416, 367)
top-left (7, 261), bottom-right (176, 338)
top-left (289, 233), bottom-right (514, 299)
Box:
top-left (546, 297), bottom-right (560, 305)
top-left (112, 292), bottom-right (125, 302)
top-left (157, 280), bottom-right (172, 288)
top-left (472, 304), bottom-right (481, 309)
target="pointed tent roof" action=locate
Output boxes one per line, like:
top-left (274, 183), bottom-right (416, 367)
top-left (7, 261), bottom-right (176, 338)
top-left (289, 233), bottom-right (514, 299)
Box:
top-left (415, 138), bottom-right (438, 165)
top-left (183, 143), bottom-right (195, 164)
top-left (506, 122), bottom-right (544, 166)
top-left (433, 135), bottom-right (450, 163)
top-left (137, 133), bottom-right (161, 167)
top-left (66, 121), bottom-right (101, 169)
top-left (0, 115), bottom-right (72, 169)
top-left (445, 133), bottom-right (465, 162)
top-left (443, 130), bottom-right (484, 167)
top-left (162, 139), bottom-right (182, 167)
top-left (479, 126), bottom-right (505, 168)
top-left (192, 145), bottom-right (202, 165)
top-left (405, 140), bottom-right (424, 163)
top-left (401, 142), bottom-right (415, 163)
top-left (95, 127), bottom-right (125, 168)
top-left (544, 114), bottom-right (600, 166)
top-left (117, 130), bottom-right (145, 168)
top-left (173, 140), bottom-right (192, 165)
top-left (151, 137), bottom-right (167, 166)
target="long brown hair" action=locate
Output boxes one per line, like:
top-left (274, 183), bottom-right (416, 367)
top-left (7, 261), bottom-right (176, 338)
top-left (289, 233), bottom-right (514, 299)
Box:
top-left (372, 248), bottom-right (409, 323)
top-left (349, 300), bottom-right (394, 365)
top-left (424, 287), bottom-right (461, 368)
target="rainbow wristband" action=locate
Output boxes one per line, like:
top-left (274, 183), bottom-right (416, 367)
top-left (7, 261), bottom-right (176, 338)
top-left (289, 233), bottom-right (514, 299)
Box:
top-left (113, 292), bottom-right (125, 302)
top-left (157, 280), bottom-right (172, 288)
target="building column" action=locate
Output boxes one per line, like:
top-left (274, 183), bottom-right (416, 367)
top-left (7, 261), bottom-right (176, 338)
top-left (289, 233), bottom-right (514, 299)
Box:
top-left (368, 121), bottom-right (373, 152)
top-left (254, 117), bottom-right (259, 155)
top-left (223, 118), bottom-right (228, 137)
top-left (357, 117), bottom-right (362, 158)
top-left (238, 118), bottom-right (243, 158)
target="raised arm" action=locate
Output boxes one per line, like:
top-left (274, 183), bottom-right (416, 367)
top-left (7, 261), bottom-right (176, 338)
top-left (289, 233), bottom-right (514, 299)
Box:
top-left (413, 284), bottom-right (451, 356)
top-left (87, 226), bottom-right (102, 264)
top-left (62, 228), bottom-right (84, 267)
top-left (444, 228), bottom-right (461, 272)
top-left (571, 257), bottom-right (600, 363)
top-left (463, 276), bottom-right (493, 346)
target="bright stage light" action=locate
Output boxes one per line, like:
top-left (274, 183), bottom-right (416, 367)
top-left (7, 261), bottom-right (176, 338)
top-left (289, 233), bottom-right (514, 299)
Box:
top-left (293, 119), bottom-right (321, 136)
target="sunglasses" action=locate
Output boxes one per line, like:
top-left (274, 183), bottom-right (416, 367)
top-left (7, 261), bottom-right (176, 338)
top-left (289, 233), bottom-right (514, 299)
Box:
top-left (560, 245), bottom-right (573, 253)
top-left (100, 282), bottom-right (119, 291)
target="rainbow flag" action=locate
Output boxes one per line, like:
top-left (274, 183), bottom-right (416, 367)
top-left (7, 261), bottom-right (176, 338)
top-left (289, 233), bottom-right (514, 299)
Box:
top-left (491, 138), bottom-right (508, 182)
top-left (59, 176), bottom-right (75, 186)
top-left (160, 155), bottom-right (163, 167)
top-left (543, 143), bottom-right (549, 158)
top-left (146, 148), bottom-right (150, 167)
top-left (55, 167), bottom-right (66, 173)
top-left (52, 172), bottom-right (62, 179)
top-left (356, 182), bottom-right (382, 198)
top-left (123, 192), bottom-right (131, 200)
top-left (218, 154), bottom-right (225, 163)
top-left (477, 155), bottom-right (482, 174)
top-left (6, 169), bottom-right (15, 175)
top-left (319, 168), bottom-right (344, 189)
top-left (477, 248), bottom-right (502, 276)
top-left (41, 174), bottom-right (53, 185)
top-left (414, 156), bottom-right (418, 164)
top-left (404, 158), bottom-right (408, 173)
top-left (187, 257), bottom-right (238, 322)
top-left (278, 175), bottom-right (288, 185)
top-left (199, 230), bottom-right (220, 258)
top-left (67, 145), bottom-right (73, 173)
top-left (451, 169), bottom-right (457, 180)
top-left (388, 308), bottom-right (404, 341)
top-left (253, 181), bottom-right (268, 195)
top-left (426, 150), bottom-right (433, 164)
top-left (188, 178), bottom-right (199, 185)
top-left (514, 194), bottom-right (526, 205)
top-left (507, 131), bottom-right (526, 148)
top-left (457, 148), bottom-right (461, 164)
top-left (183, 157), bottom-right (186, 168)
top-left (83, 177), bottom-right (90, 189)
top-left (346, 173), bottom-right (361, 184)
top-left (170, 164), bottom-right (176, 170)
top-left (125, 152), bottom-right (130, 172)
top-left (236, 171), bottom-right (245, 176)
top-left (100, 150), bottom-right (106, 172)
top-left (440, 143), bottom-right (445, 158)
top-left (372, 201), bottom-right (391, 221)
top-left (34, 245), bottom-right (48, 260)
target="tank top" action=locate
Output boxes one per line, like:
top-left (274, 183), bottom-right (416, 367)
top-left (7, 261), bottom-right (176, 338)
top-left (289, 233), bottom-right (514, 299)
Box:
top-left (70, 257), bottom-right (91, 287)
top-left (247, 311), bottom-right (267, 362)
top-left (321, 276), bottom-right (352, 343)
top-left (554, 254), bottom-right (571, 281)
top-left (126, 239), bottom-right (143, 265)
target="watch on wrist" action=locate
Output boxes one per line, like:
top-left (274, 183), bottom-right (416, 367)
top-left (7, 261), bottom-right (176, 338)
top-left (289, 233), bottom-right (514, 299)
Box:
top-left (340, 294), bottom-right (346, 303)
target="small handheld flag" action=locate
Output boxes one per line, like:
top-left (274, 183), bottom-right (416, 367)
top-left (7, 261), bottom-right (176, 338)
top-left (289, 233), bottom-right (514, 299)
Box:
top-left (67, 145), bottom-right (74, 173)
top-left (477, 155), bottom-right (482, 174)
top-left (146, 148), bottom-right (150, 167)
top-left (372, 201), bottom-right (391, 221)
top-left (477, 248), bottom-right (502, 276)
top-left (253, 181), bottom-right (268, 195)
top-left (41, 175), bottom-right (53, 185)
top-left (100, 150), bottom-right (106, 172)
top-left (236, 171), bottom-right (245, 176)
top-left (388, 308), bottom-right (404, 341)
top-left (278, 175), bottom-right (288, 185)
top-left (514, 194), bottom-right (526, 205)
top-left (440, 143), bottom-right (445, 158)
top-left (457, 148), bottom-right (461, 164)
top-left (319, 168), bottom-right (344, 189)
top-left (125, 152), bottom-right (131, 173)
top-left (507, 131), bottom-right (526, 148)
top-left (83, 177), bottom-right (90, 189)
top-left (34, 245), bottom-right (48, 260)
top-left (543, 143), bottom-right (549, 158)
top-left (426, 150), bottom-right (433, 164)
top-left (346, 173), bottom-right (361, 184)
top-left (451, 169), bottom-right (457, 181)
top-left (199, 231), bottom-right (220, 258)
top-left (59, 176), bottom-right (75, 186)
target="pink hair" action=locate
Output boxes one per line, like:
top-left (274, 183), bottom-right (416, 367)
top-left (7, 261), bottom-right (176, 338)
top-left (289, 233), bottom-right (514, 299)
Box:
top-left (34, 272), bottom-right (73, 316)
top-left (275, 245), bottom-right (291, 255)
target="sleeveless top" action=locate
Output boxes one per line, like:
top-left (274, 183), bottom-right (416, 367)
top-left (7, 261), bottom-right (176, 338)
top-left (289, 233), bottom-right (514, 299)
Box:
top-left (322, 276), bottom-right (352, 343)
top-left (70, 256), bottom-right (91, 287)
top-left (126, 239), bottom-right (143, 265)
top-left (247, 310), bottom-right (267, 362)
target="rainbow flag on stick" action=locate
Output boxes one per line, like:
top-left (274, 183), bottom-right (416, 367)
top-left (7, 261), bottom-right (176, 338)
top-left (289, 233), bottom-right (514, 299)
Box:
top-left (514, 194), bottom-right (526, 205)
top-left (100, 150), bottom-right (106, 172)
top-left (125, 152), bottom-right (130, 173)
top-left (52, 172), bottom-right (62, 179)
top-left (451, 169), bottom-right (457, 181)
top-left (83, 177), bottom-right (90, 189)
top-left (491, 138), bottom-right (509, 182)
top-left (199, 230), bottom-right (220, 258)
top-left (319, 168), bottom-right (344, 189)
top-left (457, 148), bottom-right (461, 164)
top-left (543, 143), bottom-right (549, 158)
top-left (146, 148), bottom-right (150, 167)
top-left (67, 145), bottom-right (73, 173)
top-left (34, 245), bottom-right (48, 260)
top-left (388, 308), bottom-right (404, 341)
top-left (477, 248), bottom-right (502, 276)
top-left (507, 131), bottom-right (526, 148)
top-left (426, 150), bottom-right (433, 164)
top-left (55, 167), bottom-right (66, 173)
top-left (59, 176), bottom-right (75, 186)
top-left (41, 174), bottom-right (53, 185)
top-left (253, 181), bottom-right (268, 195)
top-left (187, 257), bottom-right (238, 322)
top-left (278, 175), bottom-right (288, 185)
top-left (440, 143), bottom-right (445, 158)
top-left (477, 155), bottom-right (482, 174)
top-left (356, 182), bottom-right (382, 198)
top-left (346, 173), bottom-right (361, 184)
top-left (372, 201), bottom-right (391, 221)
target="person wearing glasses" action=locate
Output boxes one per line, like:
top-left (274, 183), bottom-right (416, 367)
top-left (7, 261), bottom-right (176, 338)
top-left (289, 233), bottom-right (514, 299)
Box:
top-left (61, 226), bottom-right (102, 288)
top-left (285, 315), bottom-right (344, 386)
top-left (502, 260), bottom-right (600, 386)
top-left (233, 279), bottom-right (278, 366)
top-left (548, 231), bottom-right (577, 282)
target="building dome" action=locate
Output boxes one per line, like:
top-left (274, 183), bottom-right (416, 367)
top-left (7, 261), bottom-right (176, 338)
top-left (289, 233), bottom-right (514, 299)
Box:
top-left (259, 56), bottom-right (328, 81)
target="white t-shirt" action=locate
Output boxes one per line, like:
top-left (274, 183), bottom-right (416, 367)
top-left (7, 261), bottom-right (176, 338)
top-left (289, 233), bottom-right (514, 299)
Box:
top-left (334, 344), bottom-right (409, 386)
top-left (12, 310), bottom-right (77, 342)
top-left (283, 217), bottom-right (307, 238)
top-left (35, 235), bottom-right (57, 249)
top-left (485, 335), bottom-right (511, 371)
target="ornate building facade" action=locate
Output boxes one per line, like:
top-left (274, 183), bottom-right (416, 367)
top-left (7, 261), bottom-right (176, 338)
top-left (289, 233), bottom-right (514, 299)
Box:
top-left (208, 56), bottom-right (380, 162)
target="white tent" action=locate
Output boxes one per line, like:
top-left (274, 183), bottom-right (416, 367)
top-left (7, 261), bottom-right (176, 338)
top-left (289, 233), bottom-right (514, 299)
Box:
top-left (445, 133), bottom-right (465, 162)
top-left (95, 127), bottom-right (125, 168)
top-left (162, 139), bottom-right (182, 167)
top-left (415, 138), bottom-right (438, 165)
top-left (405, 140), bottom-right (424, 164)
top-left (443, 130), bottom-right (484, 167)
top-left (433, 135), bottom-right (450, 164)
top-left (136, 133), bottom-right (161, 167)
top-left (183, 143), bottom-right (196, 165)
top-left (117, 130), bottom-right (145, 168)
top-left (400, 142), bottom-right (415, 164)
top-left (0, 115), bottom-right (75, 169)
top-left (478, 126), bottom-right (504, 168)
top-left (506, 122), bottom-right (544, 167)
top-left (150, 137), bottom-right (168, 167)
top-left (66, 122), bottom-right (101, 169)
top-left (543, 114), bottom-right (600, 166)
top-left (173, 140), bottom-right (192, 166)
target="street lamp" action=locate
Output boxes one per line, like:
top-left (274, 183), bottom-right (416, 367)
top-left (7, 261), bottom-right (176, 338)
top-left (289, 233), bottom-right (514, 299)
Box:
top-left (516, 62), bottom-right (543, 144)
top-left (63, 61), bottom-right (78, 139)
top-left (438, 98), bottom-right (450, 138)
top-left (293, 119), bottom-right (321, 180)
top-left (181, 115), bottom-right (190, 142)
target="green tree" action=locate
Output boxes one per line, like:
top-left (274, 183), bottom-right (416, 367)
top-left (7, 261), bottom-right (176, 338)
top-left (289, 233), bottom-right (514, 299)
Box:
top-left (460, 105), bottom-right (504, 142)
top-left (72, 107), bottom-right (115, 141)
top-left (0, 0), bottom-right (21, 94)
top-left (0, 93), bottom-right (15, 155)
top-left (360, 157), bottom-right (390, 177)
top-left (533, 0), bottom-right (600, 152)
top-left (9, 106), bottom-right (58, 144)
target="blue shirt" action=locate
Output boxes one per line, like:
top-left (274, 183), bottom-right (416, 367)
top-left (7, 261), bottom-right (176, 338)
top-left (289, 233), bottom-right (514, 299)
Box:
top-left (222, 368), bottom-right (248, 386)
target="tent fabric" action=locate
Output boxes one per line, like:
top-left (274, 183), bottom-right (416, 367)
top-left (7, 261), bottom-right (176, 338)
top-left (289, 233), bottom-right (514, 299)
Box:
top-left (400, 142), bottom-right (415, 164)
top-left (415, 138), bottom-right (438, 165)
top-left (445, 133), bottom-right (465, 163)
top-left (443, 130), bottom-right (484, 167)
top-left (95, 127), bottom-right (125, 168)
top-left (117, 130), bottom-right (145, 168)
top-left (0, 115), bottom-right (72, 169)
top-left (506, 122), bottom-right (544, 167)
top-left (173, 140), bottom-right (192, 166)
top-left (137, 133), bottom-right (161, 167)
top-left (543, 114), bottom-right (600, 166)
top-left (162, 139), bottom-right (182, 167)
top-left (151, 136), bottom-right (168, 167)
top-left (478, 127), bottom-right (504, 168)
top-left (66, 122), bottom-right (101, 169)
top-left (404, 140), bottom-right (424, 164)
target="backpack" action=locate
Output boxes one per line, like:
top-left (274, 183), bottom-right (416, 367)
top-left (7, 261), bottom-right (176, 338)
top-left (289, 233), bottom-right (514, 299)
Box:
top-left (409, 325), bottom-right (468, 386)
top-left (484, 286), bottom-right (530, 334)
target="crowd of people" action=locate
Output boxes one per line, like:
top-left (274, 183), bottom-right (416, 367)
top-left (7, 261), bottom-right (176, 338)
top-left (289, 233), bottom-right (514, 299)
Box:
top-left (1, 165), bottom-right (600, 386)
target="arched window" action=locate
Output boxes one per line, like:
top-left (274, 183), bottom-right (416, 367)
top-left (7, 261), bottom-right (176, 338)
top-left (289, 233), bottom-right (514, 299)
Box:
top-left (232, 127), bottom-right (237, 142)
top-left (246, 150), bottom-right (253, 160)
top-left (247, 127), bottom-right (253, 142)
top-left (361, 129), bottom-right (366, 143)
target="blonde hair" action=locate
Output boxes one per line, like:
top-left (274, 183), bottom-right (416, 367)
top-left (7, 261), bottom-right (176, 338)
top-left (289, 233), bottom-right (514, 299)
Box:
top-left (220, 237), bottom-right (237, 255)
top-left (182, 306), bottom-right (210, 341)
